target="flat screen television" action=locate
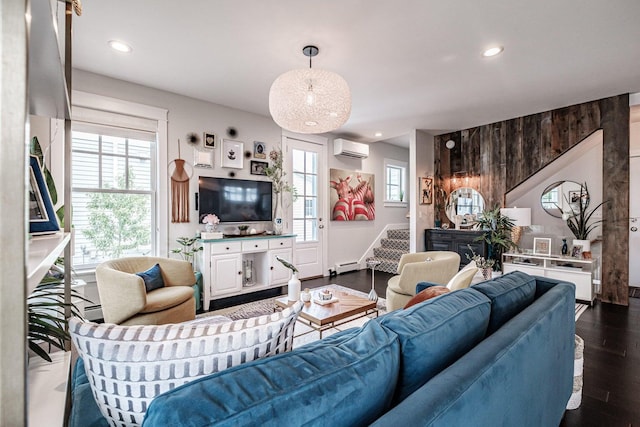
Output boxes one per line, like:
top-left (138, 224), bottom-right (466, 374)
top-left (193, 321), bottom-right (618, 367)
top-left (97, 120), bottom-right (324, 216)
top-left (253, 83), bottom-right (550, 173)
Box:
top-left (198, 176), bottom-right (273, 223)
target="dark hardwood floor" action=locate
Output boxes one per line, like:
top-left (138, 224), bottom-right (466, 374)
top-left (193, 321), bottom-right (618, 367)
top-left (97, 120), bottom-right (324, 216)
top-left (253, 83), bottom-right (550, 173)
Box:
top-left (210, 270), bottom-right (640, 426)
top-left (561, 296), bottom-right (640, 427)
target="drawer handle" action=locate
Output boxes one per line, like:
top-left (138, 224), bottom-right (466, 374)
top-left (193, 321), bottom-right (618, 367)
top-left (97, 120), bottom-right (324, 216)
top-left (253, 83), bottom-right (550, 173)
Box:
top-left (255, 244), bottom-right (258, 248)
top-left (280, 242), bottom-right (283, 246)
top-left (270, 266), bottom-right (274, 270)
top-left (238, 271), bottom-right (242, 275)
top-left (226, 247), bottom-right (230, 250)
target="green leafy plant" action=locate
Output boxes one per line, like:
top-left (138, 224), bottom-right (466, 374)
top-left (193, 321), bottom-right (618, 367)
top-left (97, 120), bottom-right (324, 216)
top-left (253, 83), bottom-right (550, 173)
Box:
top-left (473, 205), bottom-right (517, 270)
top-left (28, 274), bottom-right (90, 362)
top-left (171, 237), bottom-right (203, 264)
top-left (275, 256), bottom-right (298, 273)
top-left (561, 182), bottom-right (606, 240)
top-left (264, 148), bottom-right (295, 196)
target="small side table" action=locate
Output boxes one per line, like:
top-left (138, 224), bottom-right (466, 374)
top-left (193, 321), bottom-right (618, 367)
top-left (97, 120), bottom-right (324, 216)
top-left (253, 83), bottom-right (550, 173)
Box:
top-left (365, 258), bottom-right (382, 302)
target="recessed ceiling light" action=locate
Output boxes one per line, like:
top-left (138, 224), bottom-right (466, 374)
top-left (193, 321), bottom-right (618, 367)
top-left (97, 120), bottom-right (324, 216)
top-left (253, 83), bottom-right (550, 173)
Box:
top-left (482, 46), bottom-right (503, 57)
top-left (108, 40), bottom-right (132, 53)
top-left (375, 132), bottom-right (382, 137)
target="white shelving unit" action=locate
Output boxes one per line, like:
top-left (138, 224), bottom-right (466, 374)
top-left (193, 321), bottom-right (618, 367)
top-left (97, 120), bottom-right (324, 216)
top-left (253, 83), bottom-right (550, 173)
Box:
top-left (503, 252), bottom-right (599, 304)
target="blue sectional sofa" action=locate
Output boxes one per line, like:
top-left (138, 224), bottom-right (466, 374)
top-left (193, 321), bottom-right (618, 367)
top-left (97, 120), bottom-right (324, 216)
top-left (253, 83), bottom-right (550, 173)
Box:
top-left (70, 271), bottom-right (575, 426)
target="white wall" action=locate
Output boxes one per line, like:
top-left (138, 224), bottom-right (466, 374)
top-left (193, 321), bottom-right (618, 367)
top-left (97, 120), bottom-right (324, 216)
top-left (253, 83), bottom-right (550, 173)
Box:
top-left (326, 137), bottom-right (409, 269)
top-left (413, 130), bottom-right (434, 251)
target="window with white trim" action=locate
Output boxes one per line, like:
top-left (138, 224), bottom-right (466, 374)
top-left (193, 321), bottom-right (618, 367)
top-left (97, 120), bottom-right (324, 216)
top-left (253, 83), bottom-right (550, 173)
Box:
top-left (71, 123), bottom-right (157, 268)
top-left (384, 159), bottom-right (407, 204)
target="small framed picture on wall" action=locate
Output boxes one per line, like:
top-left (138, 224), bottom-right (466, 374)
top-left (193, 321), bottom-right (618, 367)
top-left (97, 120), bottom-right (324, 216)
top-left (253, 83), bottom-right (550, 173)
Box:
top-left (419, 176), bottom-right (433, 205)
top-left (254, 141), bottom-right (266, 159)
top-left (250, 160), bottom-right (268, 176)
top-left (221, 139), bottom-right (244, 169)
top-left (203, 132), bottom-right (216, 148)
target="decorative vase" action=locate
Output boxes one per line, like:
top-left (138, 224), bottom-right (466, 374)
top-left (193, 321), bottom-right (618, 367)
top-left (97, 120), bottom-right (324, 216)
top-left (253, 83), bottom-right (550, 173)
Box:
top-left (481, 267), bottom-right (492, 281)
top-left (273, 194), bottom-right (283, 235)
top-left (287, 272), bottom-right (301, 301)
top-left (205, 223), bottom-right (216, 233)
top-left (561, 239), bottom-right (568, 255)
top-left (300, 288), bottom-right (311, 302)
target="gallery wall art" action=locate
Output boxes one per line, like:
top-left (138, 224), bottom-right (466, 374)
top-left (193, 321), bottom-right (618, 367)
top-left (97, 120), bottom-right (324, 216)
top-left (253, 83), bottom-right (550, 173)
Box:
top-left (329, 168), bottom-right (375, 221)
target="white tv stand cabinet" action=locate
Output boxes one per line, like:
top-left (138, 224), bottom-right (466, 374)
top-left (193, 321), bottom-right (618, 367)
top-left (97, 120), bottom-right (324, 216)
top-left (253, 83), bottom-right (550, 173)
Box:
top-left (502, 252), bottom-right (599, 304)
top-left (198, 234), bottom-right (295, 311)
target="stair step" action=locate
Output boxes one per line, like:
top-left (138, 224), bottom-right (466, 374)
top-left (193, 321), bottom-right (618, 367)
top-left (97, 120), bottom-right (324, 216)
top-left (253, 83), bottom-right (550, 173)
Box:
top-left (373, 247), bottom-right (405, 262)
top-left (380, 238), bottom-right (410, 251)
top-left (387, 229), bottom-right (410, 240)
top-left (376, 260), bottom-right (399, 274)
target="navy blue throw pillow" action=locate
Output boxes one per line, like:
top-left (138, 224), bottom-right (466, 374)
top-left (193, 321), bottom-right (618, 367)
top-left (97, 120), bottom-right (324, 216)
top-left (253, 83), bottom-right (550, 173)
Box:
top-left (136, 263), bottom-right (165, 292)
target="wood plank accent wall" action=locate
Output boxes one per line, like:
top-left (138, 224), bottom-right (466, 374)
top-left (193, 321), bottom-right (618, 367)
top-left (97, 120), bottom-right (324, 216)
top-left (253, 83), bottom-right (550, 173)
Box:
top-left (434, 94), bottom-right (629, 305)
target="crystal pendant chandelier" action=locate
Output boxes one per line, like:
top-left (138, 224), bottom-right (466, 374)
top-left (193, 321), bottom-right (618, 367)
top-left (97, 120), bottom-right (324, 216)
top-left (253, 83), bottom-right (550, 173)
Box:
top-left (269, 45), bottom-right (351, 134)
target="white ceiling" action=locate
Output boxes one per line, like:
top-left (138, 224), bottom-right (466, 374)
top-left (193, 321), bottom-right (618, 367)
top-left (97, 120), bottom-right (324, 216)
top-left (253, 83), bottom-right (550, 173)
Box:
top-left (71, 0), bottom-right (640, 146)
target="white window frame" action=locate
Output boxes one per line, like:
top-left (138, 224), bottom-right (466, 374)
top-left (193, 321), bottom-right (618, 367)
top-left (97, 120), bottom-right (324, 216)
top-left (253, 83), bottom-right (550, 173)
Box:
top-left (384, 158), bottom-right (408, 207)
top-left (71, 91), bottom-right (169, 265)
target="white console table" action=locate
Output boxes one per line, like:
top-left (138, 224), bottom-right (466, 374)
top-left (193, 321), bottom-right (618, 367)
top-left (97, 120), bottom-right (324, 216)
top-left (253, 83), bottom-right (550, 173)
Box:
top-left (198, 234), bottom-right (295, 311)
top-left (503, 252), bottom-right (599, 304)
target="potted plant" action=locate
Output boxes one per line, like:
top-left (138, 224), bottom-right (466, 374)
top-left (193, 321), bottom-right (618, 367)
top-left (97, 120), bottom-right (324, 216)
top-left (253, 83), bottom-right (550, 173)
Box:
top-left (561, 182), bottom-right (606, 253)
top-left (276, 256), bottom-right (300, 301)
top-left (473, 205), bottom-right (517, 271)
top-left (171, 237), bottom-right (203, 266)
top-left (466, 247), bottom-right (496, 280)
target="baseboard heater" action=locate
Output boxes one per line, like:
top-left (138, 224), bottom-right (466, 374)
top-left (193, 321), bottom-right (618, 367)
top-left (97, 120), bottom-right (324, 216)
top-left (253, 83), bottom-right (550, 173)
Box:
top-left (335, 261), bottom-right (360, 274)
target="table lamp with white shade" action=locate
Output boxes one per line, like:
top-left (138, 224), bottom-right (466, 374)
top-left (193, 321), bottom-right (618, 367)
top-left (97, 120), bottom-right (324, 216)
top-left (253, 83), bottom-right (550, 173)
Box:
top-left (500, 207), bottom-right (532, 247)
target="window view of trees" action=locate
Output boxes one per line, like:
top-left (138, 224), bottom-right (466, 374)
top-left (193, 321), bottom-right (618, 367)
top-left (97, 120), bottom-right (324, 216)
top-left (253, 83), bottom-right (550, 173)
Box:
top-left (82, 173), bottom-right (151, 259)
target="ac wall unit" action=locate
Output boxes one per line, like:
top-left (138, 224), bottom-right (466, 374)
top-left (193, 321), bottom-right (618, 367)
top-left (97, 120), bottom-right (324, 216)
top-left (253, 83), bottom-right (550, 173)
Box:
top-left (334, 138), bottom-right (369, 159)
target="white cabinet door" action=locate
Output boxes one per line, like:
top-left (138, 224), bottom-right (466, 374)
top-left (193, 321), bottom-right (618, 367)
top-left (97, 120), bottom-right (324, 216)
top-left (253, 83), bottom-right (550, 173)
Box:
top-left (270, 248), bottom-right (293, 286)
top-left (210, 254), bottom-right (242, 297)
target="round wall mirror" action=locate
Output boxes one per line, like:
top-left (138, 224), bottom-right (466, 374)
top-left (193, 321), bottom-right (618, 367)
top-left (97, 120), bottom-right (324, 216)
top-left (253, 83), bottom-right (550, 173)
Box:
top-left (540, 180), bottom-right (589, 218)
top-left (445, 187), bottom-right (485, 224)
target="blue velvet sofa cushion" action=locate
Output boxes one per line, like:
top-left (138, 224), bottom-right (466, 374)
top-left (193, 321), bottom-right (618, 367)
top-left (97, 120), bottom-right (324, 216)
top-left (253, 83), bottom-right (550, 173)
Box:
top-left (371, 281), bottom-right (576, 427)
top-left (69, 358), bottom-right (108, 427)
top-left (471, 271), bottom-right (536, 334)
top-left (378, 288), bottom-right (491, 403)
top-left (142, 320), bottom-right (400, 427)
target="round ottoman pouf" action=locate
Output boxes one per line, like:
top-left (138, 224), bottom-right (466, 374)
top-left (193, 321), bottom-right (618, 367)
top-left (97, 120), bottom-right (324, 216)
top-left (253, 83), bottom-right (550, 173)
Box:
top-left (566, 334), bottom-right (584, 410)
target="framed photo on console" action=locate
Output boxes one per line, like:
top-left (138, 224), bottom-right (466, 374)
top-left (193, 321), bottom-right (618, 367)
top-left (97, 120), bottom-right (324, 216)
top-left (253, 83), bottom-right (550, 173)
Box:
top-left (533, 237), bottom-right (551, 256)
top-left (29, 155), bottom-right (60, 234)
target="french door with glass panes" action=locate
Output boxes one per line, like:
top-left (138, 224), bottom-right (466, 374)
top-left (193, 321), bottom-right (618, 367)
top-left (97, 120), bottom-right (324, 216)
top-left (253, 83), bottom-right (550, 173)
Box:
top-left (288, 137), bottom-right (326, 278)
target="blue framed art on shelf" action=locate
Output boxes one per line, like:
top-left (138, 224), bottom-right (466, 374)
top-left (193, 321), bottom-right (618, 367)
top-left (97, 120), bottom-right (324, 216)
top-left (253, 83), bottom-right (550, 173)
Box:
top-left (29, 155), bottom-right (60, 234)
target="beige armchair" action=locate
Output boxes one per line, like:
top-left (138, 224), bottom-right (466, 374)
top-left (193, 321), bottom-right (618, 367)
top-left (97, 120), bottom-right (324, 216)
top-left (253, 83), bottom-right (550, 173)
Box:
top-left (386, 251), bottom-right (460, 311)
top-left (96, 257), bottom-right (196, 325)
